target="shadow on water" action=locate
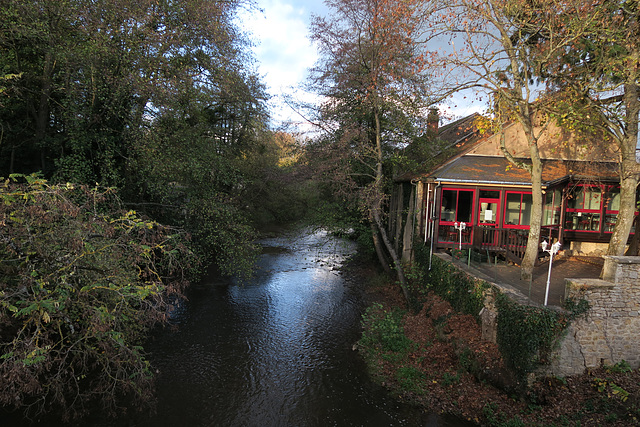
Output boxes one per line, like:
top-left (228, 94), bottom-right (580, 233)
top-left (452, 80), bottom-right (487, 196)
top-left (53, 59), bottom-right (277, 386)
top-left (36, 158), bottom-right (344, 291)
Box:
top-left (107, 228), bottom-right (475, 426)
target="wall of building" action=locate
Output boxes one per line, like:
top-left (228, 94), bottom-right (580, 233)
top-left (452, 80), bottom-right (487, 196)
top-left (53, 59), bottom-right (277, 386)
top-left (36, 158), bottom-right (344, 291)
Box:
top-left (468, 120), bottom-right (617, 161)
top-left (567, 241), bottom-right (610, 257)
top-left (543, 256), bottom-right (640, 376)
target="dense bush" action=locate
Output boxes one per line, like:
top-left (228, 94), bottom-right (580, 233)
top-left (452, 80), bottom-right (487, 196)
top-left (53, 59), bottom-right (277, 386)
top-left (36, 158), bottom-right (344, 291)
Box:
top-left (0, 175), bottom-right (195, 420)
top-left (413, 244), bottom-right (488, 319)
top-left (496, 294), bottom-right (569, 380)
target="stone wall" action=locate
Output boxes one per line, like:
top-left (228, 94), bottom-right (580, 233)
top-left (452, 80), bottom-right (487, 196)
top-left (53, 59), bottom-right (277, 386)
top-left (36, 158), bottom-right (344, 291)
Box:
top-left (543, 256), bottom-right (640, 376)
top-left (567, 241), bottom-right (608, 257)
top-left (437, 253), bottom-right (640, 377)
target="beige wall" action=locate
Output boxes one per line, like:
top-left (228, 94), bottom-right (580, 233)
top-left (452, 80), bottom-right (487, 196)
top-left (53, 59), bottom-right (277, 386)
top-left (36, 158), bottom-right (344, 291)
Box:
top-left (468, 121), bottom-right (619, 162)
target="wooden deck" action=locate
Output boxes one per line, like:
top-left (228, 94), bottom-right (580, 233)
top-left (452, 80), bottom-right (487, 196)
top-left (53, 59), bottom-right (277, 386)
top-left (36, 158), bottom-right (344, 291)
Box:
top-left (436, 225), bottom-right (560, 265)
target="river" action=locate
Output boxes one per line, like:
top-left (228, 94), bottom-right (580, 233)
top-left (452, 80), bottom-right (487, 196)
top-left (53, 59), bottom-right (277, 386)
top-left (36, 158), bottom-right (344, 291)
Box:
top-left (124, 227), bottom-right (470, 426)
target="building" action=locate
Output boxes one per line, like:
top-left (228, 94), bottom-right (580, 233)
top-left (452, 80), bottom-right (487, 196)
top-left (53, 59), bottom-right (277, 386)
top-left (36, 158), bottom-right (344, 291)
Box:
top-left (390, 112), bottom-right (636, 264)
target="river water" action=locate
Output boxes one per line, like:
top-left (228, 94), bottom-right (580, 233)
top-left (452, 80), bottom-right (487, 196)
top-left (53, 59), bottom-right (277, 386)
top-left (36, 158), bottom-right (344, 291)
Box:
top-left (130, 228), bottom-right (469, 426)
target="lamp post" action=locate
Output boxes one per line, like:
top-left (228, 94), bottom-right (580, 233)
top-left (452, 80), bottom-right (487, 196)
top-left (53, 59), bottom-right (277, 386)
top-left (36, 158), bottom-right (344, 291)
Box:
top-left (454, 221), bottom-right (466, 250)
top-left (541, 240), bottom-right (562, 306)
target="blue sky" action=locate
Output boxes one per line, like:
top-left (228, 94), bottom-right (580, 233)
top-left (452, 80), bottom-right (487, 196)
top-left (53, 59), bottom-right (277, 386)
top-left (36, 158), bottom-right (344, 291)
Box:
top-left (239, 0), bottom-right (326, 128)
top-left (240, 0), bottom-right (484, 129)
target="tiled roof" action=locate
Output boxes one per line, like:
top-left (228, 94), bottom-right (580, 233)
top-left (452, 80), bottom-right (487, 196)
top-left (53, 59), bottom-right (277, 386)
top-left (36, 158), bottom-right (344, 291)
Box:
top-left (423, 155), bottom-right (619, 186)
top-left (437, 113), bottom-right (482, 148)
top-left (395, 112), bottom-right (621, 185)
top-left (395, 113), bottom-right (484, 182)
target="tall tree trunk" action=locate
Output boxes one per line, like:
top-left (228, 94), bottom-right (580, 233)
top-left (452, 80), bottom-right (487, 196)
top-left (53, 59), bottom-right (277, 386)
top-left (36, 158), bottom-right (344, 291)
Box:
top-left (371, 108), bottom-right (410, 303)
top-left (609, 173), bottom-right (639, 255)
top-left (606, 82), bottom-right (640, 258)
top-left (35, 51), bottom-right (54, 172)
top-left (401, 187), bottom-right (415, 263)
top-left (371, 207), bottom-right (410, 302)
top-left (370, 221), bottom-right (392, 275)
top-left (498, 114), bottom-right (545, 282)
top-left (521, 155), bottom-right (543, 282)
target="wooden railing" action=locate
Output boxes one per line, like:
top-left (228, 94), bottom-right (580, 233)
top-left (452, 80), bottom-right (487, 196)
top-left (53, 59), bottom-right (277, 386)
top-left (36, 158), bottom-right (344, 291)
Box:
top-left (437, 225), bottom-right (560, 265)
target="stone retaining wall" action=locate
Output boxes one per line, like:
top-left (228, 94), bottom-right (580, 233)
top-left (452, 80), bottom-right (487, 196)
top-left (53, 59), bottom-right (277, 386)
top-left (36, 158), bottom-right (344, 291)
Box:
top-left (437, 254), bottom-right (640, 377)
top-left (543, 256), bottom-right (640, 376)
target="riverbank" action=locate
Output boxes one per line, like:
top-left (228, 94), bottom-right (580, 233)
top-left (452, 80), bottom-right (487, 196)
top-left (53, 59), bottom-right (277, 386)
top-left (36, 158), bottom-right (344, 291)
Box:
top-left (348, 256), bottom-right (640, 426)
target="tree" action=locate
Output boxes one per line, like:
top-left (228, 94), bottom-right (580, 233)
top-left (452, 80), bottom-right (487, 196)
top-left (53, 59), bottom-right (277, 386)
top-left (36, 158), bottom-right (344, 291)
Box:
top-left (535, 0), bottom-right (640, 259)
top-left (0, 0), bottom-right (268, 278)
top-left (435, 0), bottom-right (597, 281)
top-left (0, 0), bottom-right (256, 182)
top-left (125, 66), bottom-right (268, 279)
top-left (308, 0), bottom-right (435, 301)
top-left (0, 175), bottom-right (194, 420)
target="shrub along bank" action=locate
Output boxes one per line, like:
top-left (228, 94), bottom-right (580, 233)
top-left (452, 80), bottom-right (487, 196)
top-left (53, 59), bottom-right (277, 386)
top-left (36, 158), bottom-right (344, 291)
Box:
top-left (0, 176), bottom-right (195, 421)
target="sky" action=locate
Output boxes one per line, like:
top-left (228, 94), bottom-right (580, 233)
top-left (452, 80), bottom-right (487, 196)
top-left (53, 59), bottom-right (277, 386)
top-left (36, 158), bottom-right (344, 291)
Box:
top-left (238, 0), bottom-right (326, 129)
top-left (239, 0), bottom-right (485, 130)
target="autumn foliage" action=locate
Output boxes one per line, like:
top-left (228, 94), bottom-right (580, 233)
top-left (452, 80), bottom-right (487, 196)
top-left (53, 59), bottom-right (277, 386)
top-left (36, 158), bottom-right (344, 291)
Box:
top-left (0, 175), bottom-right (194, 420)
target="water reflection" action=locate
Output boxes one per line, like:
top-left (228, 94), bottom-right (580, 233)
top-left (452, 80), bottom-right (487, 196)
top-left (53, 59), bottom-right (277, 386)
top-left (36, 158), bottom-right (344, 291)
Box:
top-left (128, 228), bottom-right (470, 426)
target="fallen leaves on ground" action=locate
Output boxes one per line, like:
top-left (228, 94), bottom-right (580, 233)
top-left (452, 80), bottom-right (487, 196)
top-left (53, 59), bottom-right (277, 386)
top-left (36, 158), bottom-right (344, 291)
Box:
top-left (360, 270), bottom-right (640, 426)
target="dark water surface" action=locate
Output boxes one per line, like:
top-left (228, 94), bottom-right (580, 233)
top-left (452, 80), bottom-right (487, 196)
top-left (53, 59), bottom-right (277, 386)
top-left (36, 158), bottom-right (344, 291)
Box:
top-left (125, 228), bottom-right (471, 426)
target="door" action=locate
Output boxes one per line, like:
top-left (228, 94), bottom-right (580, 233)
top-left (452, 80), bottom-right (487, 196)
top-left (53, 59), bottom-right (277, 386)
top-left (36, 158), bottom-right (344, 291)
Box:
top-left (477, 196), bottom-right (500, 246)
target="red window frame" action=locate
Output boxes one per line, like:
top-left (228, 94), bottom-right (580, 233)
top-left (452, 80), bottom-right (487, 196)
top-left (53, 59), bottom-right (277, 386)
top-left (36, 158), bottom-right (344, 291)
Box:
top-left (604, 185), bottom-right (619, 233)
top-left (439, 188), bottom-right (475, 225)
top-left (542, 189), bottom-right (562, 227)
top-left (503, 191), bottom-right (532, 229)
top-left (565, 184), bottom-right (603, 233)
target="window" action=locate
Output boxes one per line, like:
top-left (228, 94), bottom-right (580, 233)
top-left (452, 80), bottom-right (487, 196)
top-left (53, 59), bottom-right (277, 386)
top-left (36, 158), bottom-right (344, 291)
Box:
top-left (565, 185), bottom-right (602, 232)
top-left (479, 190), bottom-right (500, 199)
top-left (543, 189), bottom-right (562, 226)
top-left (504, 191), bottom-right (532, 228)
top-left (604, 186), bottom-right (620, 232)
top-left (439, 188), bottom-right (474, 243)
top-left (478, 190), bottom-right (500, 226)
top-left (440, 189), bottom-right (474, 223)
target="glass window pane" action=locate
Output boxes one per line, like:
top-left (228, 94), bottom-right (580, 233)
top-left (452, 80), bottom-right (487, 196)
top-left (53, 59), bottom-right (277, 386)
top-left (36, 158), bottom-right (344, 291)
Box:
top-left (457, 191), bottom-right (473, 223)
top-left (552, 189), bottom-right (561, 225)
top-left (479, 190), bottom-right (499, 199)
top-left (568, 186), bottom-right (584, 209)
top-left (606, 187), bottom-right (621, 212)
top-left (604, 213), bottom-right (617, 231)
top-left (584, 188), bottom-right (601, 210)
top-left (480, 201), bottom-right (498, 225)
top-left (521, 194), bottom-right (532, 225)
top-left (505, 193), bottom-right (521, 225)
top-left (441, 189), bottom-right (456, 222)
top-left (565, 212), bottom-right (576, 229)
top-left (543, 189), bottom-right (561, 226)
top-left (543, 192), bottom-right (554, 225)
top-left (554, 189), bottom-right (562, 208)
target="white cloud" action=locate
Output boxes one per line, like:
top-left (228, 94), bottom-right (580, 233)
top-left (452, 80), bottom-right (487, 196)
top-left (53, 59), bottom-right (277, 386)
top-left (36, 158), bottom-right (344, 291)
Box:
top-left (239, 0), bottom-right (324, 127)
top-left (240, 1), bottom-right (486, 129)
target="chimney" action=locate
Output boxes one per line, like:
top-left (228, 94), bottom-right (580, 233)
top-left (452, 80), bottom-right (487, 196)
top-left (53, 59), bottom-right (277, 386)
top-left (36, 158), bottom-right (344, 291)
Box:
top-left (427, 108), bottom-right (439, 133)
